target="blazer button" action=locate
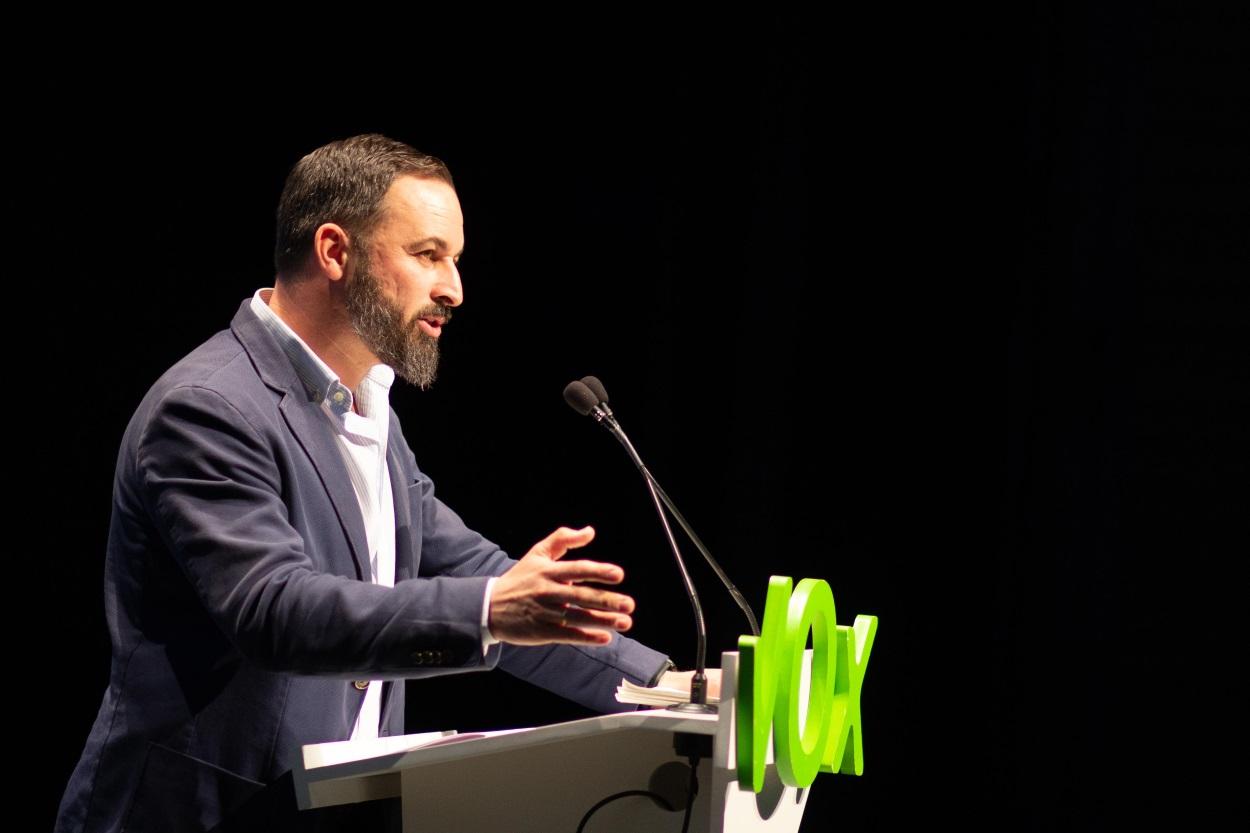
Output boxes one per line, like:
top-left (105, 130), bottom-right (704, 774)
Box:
top-left (353, 680), bottom-right (369, 691)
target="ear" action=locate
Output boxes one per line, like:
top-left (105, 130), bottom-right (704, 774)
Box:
top-left (311, 223), bottom-right (351, 282)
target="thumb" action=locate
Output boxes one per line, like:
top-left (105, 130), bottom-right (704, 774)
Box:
top-left (534, 525), bottom-right (596, 561)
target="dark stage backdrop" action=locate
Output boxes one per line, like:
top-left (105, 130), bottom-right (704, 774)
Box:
top-left (21, 5), bottom-right (1244, 831)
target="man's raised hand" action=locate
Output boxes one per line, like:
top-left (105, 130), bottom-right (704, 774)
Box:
top-left (488, 526), bottom-right (635, 646)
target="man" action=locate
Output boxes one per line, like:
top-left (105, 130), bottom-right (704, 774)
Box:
top-left (56, 135), bottom-right (692, 833)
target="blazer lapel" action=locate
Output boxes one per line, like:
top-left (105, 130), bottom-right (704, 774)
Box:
top-left (387, 439), bottom-right (415, 582)
top-left (229, 300), bottom-right (373, 582)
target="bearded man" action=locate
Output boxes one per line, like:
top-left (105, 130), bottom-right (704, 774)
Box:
top-left (56, 135), bottom-right (684, 833)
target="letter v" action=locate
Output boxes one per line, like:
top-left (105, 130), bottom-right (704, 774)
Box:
top-left (736, 576), bottom-right (793, 791)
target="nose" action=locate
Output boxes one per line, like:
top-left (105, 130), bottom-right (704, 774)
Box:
top-left (433, 258), bottom-right (464, 308)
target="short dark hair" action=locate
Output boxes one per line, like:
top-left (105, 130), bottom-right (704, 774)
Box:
top-left (273, 134), bottom-right (454, 277)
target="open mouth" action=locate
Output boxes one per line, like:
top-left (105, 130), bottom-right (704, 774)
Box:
top-left (416, 316), bottom-right (445, 338)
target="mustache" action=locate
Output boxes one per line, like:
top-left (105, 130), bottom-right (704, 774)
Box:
top-left (410, 305), bottom-right (453, 326)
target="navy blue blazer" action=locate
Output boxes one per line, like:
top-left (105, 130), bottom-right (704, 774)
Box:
top-left (56, 300), bottom-right (669, 833)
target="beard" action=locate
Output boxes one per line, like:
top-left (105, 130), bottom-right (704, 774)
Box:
top-left (344, 250), bottom-right (448, 390)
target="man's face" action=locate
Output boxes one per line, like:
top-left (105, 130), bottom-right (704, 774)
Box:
top-left (344, 176), bottom-right (465, 389)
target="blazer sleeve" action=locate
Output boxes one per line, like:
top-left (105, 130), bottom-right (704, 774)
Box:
top-left (398, 432), bottom-right (673, 712)
top-left (136, 383), bottom-right (497, 679)
top-left (496, 638), bottom-right (672, 714)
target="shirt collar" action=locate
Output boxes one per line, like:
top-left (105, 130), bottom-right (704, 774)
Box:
top-left (249, 287), bottom-right (395, 417)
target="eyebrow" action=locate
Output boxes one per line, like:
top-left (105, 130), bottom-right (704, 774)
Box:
top-left (407, 237), bottom-right (465, 259)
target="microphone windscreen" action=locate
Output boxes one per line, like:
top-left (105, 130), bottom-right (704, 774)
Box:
top-left (580, 375), bottom-right (610, 405)
top-left (563, 381), bottom-right (599, 415)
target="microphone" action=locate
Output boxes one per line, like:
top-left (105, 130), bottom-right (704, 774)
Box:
top-left (563, 377), bottom-right (761, 711)
top-left (562, 382), bottom-right (603, 418)
top-left (579, 376), bottom-right (760, 639)
top-left (578, 375), bottom-right (616, 421)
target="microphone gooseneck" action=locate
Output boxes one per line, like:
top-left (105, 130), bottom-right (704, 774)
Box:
top-left (564, 377), bottom-right (761, 712)
top-left (577, 377), bottom-right (760, 638)
top-left (564, 381), bottom-right (710, 709)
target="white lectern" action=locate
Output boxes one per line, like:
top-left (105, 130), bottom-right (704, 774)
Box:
top-left (293, 653), bottom-right (811, 832)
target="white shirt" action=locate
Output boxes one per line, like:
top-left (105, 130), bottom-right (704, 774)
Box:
top-left (249, 288), bottom-right (496, 740)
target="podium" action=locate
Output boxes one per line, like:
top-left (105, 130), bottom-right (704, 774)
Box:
top-left (292, 653), bottom-right (812, 832)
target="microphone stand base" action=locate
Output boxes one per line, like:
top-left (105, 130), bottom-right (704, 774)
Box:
top-left (667, 702), bottom-right (719, 715)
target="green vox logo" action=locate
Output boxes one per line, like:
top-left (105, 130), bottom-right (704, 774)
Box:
top-left (736, 576), bottom-right (878, 792)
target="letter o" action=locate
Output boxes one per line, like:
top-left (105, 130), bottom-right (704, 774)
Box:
top-left (775, 578), bottom-right (836, 788)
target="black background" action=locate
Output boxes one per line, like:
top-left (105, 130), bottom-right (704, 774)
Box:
top-left (20, 5), bottom-right (1245, 830)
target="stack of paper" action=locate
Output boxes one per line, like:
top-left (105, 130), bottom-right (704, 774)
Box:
top-left (615, 678), bottom-right (721, 707)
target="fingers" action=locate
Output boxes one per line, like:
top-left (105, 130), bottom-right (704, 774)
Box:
top-left (545, 558), bottom-right (625, 586)
top-left (543, 582), bottom-right (634, 614)
top-left (547, 625), bottom-right (615, 646)
top-left (550, 603), bottom-right (633, 633)
top-left (492, 525), bottom-right (640, 648)
top-left (498, 607), bottom-right (626, 648)
top-left (522, 526), bottom-right (624, 584)
top-left (524, 604), bottom-right (629, 647)
top-left (531, 525), bottom-right (595, 561)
